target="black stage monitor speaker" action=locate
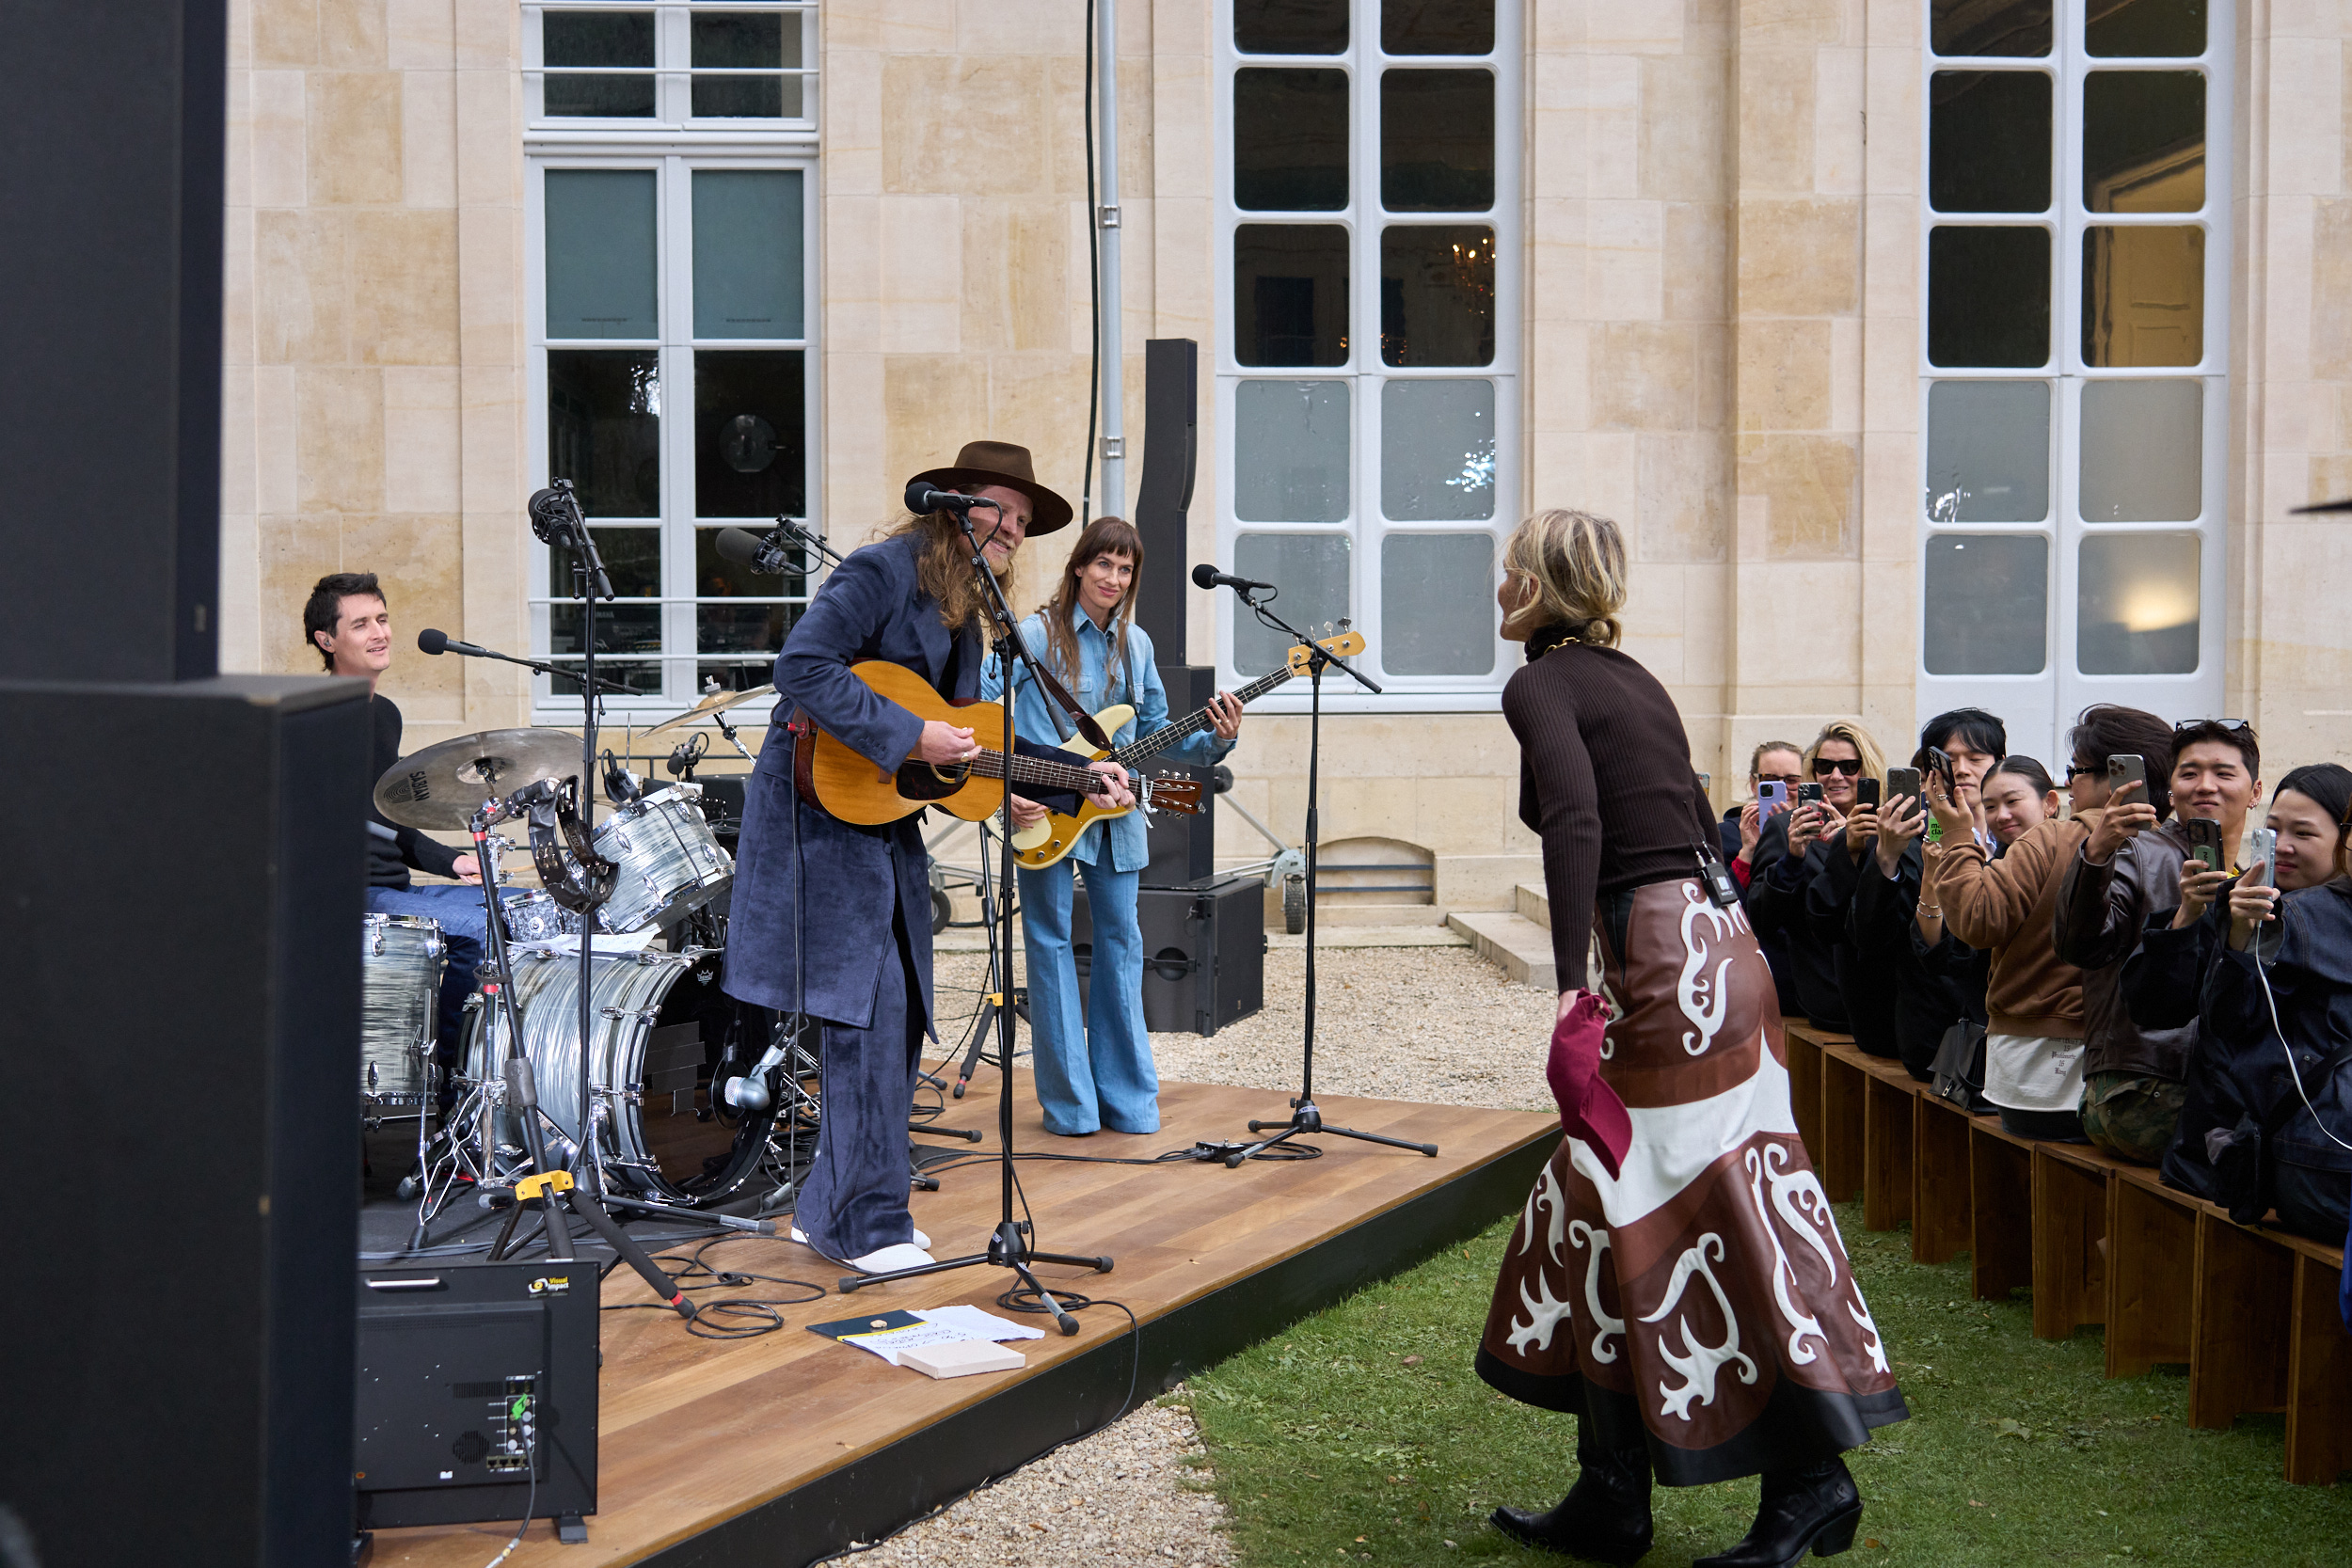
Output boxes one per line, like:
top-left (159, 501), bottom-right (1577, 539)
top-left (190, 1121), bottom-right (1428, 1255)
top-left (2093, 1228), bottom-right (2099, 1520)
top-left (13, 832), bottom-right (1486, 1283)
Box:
top-left (1133, 339), bottom-right (1199, 658)
top-left (355, 1260), bottom-right (600, 1534)
top-left (1070, 875), bottom-right (1264, 1037)
top-left (1142, 664), bottom-right (1218, 887)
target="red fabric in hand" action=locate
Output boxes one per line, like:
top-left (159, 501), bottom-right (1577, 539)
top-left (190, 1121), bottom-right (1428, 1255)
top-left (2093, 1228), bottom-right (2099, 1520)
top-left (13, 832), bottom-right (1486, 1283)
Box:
top-left (1547, 990), bottom-right (1632, 1180)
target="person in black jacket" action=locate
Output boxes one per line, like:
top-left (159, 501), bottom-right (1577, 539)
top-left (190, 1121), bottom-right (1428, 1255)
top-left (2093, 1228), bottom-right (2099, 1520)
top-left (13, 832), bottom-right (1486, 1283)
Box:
top-left (310, 573), bottom-right (512, 1057)
top-left (1743, 722), bottom-right (1886, 1035)
top-left (1724, 739), bottom-right (1807, 1016)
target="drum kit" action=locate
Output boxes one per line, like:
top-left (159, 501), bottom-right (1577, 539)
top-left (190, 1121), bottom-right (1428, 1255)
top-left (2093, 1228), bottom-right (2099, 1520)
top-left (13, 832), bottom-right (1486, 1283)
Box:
top-left (360, 706), bottom-right (819, 1247)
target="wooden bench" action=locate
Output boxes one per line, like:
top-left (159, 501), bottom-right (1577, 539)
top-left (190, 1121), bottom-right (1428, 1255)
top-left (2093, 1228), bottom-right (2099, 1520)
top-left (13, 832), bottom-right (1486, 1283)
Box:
top-left (2187, 1198), bottom-right (2352, 1481)
top-left (1781, 1017), bottom-right (1827, 1165)
top-left (2105, 1164), bottom-right (2196, 1378)
top-left (2031, 1140), bottom-right (2138, 1339)
top-left (1968, 1116), bottom-right (2036, 1302)
top-left (1913, 1090), bottom-right (1975, 1265)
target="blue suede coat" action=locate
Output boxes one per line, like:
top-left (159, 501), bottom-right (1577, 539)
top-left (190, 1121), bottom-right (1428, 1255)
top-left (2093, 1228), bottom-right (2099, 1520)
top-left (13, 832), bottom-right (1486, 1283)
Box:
top-left (722, 532), bottom-right (1068, 1029)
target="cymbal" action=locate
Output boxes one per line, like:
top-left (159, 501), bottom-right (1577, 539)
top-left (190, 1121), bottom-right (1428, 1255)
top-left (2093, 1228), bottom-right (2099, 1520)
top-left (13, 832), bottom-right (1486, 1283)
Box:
top-left (640, 684), bottom-right (775, 737)
top-left (373, 727), bottom-right (583, 831)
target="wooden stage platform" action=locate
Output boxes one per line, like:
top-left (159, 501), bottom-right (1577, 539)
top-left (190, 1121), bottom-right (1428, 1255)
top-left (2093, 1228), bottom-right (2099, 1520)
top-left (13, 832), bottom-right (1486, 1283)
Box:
top-left (366, 1071), bottom-right (1555, 1568)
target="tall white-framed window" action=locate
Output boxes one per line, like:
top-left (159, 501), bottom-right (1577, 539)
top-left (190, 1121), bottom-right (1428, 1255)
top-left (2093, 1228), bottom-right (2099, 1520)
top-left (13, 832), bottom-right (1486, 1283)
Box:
top-left (1918, 0), bottom-right (2229, 759)
top-left (524, 2), bottom-right (818, 717)
top-left (1214, 0), bottom-right (1521, 712)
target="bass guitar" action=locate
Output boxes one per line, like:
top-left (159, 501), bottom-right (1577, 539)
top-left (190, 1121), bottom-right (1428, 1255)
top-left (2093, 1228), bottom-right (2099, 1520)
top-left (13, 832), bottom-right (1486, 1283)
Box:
top-left (799, 660), bottom-right (1120, 826)
top-left (1009, 630), bottom-right (1366, 871)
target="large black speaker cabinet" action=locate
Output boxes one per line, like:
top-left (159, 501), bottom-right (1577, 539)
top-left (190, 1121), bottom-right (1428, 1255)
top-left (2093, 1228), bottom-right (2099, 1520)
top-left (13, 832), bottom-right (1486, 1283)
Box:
top-left (1068, 874), bottom-right (1264, 1037)
top-left (1132, 339), bottom-right (1199, 658)
top-left (1141, 664), bottom-right (1218, 888)
top-left (0, 676), bottom-right (371, 1567)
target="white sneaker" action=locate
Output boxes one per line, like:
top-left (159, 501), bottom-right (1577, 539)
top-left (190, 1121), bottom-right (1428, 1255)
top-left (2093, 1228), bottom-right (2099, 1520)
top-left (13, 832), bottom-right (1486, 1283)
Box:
top-left (847, 1242), bottom-right (934, 1273)
top-left (793, 1226), bottom-right (930, 1251)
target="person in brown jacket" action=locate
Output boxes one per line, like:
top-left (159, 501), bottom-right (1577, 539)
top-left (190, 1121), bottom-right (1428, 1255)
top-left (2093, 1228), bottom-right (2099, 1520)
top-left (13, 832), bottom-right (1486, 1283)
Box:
top-left (1927, 750), bottom-right (2095, 1141)
top-left (2054, 712), bottom-right (2260, 1162)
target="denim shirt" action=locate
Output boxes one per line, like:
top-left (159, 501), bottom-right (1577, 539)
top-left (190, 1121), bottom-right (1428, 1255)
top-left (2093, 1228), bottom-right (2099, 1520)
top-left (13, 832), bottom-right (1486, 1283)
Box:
top-left (980, 605), bottom-right (1235, 872)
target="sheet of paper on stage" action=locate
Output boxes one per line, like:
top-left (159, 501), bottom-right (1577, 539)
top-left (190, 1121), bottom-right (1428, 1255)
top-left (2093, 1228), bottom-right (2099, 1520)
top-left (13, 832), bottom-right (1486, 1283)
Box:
top-left (913, 1305), bottom-right (1044, 1343)
top-left (807, 1305), bottom-right (1045, 1368)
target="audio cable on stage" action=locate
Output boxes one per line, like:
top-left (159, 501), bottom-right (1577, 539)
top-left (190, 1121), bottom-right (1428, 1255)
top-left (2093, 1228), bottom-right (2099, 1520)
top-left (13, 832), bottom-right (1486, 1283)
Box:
top-left (598, 1232), bottom-right (827, 1339)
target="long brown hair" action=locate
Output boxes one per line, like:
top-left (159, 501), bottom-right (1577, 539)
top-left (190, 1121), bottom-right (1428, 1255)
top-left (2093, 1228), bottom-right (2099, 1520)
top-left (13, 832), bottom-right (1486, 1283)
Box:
top-left (886, 504), bottom-right (1009, 634)
top-left (1039, 515), bottom-right (1144, 694)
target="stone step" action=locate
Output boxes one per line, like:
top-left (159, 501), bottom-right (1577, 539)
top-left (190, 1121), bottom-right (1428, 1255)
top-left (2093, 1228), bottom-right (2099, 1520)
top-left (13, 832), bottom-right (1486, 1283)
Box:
top-left (1267, 924), bottom-right (1471, 951)
top-left (1445, 910), bottom-right (1556, 989)
top-left (1307, 900), bottom-right (1446, 927)
top-left (1514, 881), bottom-right (1550, 929)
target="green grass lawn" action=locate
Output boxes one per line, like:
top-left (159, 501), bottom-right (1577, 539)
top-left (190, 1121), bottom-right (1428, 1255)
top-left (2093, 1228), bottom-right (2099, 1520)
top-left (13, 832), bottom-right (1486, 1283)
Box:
top-left (1181, 1202), bottom-right (2352, 1567)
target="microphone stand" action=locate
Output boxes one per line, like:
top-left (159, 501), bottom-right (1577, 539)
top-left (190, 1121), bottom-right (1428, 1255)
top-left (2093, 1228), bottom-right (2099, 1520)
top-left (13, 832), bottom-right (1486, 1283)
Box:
top-left (1213, 585), bottom-right (1438, 1168)
top-left (841, 501), bottom-right (1112, 1331)
top-left (430, 640), bottom-right (634, 694)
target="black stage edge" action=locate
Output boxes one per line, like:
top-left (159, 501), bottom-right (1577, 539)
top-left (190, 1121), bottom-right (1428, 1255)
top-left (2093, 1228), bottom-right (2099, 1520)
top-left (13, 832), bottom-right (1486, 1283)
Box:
top-left (650, 1128), bottom-right (1554, 1568)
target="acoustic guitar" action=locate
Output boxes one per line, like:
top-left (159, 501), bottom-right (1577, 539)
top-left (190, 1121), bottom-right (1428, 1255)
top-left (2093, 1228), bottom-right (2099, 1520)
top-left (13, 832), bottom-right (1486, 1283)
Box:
top-left (800, 660), bottom-right (1122, 826)
top-left (1009, 630), bottom-right (1366, 871)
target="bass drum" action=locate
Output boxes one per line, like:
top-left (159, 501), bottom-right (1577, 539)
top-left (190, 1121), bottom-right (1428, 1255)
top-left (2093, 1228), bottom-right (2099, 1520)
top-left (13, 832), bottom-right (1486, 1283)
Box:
top-left (465, 946), bottom-right (772, 1205)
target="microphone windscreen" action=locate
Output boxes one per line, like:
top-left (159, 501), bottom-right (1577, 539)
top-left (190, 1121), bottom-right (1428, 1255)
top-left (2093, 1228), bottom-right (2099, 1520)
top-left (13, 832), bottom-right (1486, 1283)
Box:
top-left (417, 628), bottom-right (449, 655)
top-left (904, 479), bottom-right (938, 515)
top-left (1191, 562), bottom-right (1219, 589)
top-left (713, 527), bottom-right (763, 565)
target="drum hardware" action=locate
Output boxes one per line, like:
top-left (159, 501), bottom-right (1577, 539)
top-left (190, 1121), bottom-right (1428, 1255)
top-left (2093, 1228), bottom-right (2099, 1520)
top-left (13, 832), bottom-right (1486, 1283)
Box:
top-left (639, 683), bottom-right (774, 739)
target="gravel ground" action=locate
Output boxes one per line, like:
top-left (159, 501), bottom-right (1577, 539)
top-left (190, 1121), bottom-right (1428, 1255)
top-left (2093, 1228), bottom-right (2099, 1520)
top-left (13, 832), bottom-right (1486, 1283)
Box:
top-left (852, 1394), bottom-right (1234, 1568)
top-left (898, 943), bottom-right (1548, 1567)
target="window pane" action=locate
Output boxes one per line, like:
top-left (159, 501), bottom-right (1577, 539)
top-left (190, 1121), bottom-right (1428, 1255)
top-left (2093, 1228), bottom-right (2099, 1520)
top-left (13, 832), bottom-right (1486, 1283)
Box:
top-left (697, 526), bottom-right (810, 599)
top-left (2087, 0), bottom-right (2205, 57)
top-left (545, 170), bottom-right (658, 338)
top-left (1381, 533), bottom-right (1494, 675)
top-left (698, 602), bottom-right (798, 657)
top-left (695, 658), bottom-right (779, 694)
top-left (2080, 379), bottom-right (2201, 521)
top-left (2078, 531), bottom-right (2201, 674)
top-left (692, 170), bottom-right (803, 338)
top-left (1381, 71), bottom-right (1494, 212)
top-left (1381, 225), bottom-right (1494, 366)
top-left (695, 351), bottom-right (805, 518)
top-left (2082, 225), bottom-right (2203, 367)
top-left (1235, 381), bottom-right (1350, 522)
top-left (1233, 533), bottom-right (1352, 674)
top-left (1922, 533), bottom-right (2048, 674)
top-left (1926, 380), bottom-right (2049, 522)
top-left (1233, 69), bottom-right (1348, 212)
top-left (1929, 72), bottom-right (2051, 214)
top-left (1382, 379), bottom-right (1494, 520)
top-left (1383, 0), bottom-right (1494, 55)
top-left (2084, 71), bottom-right (2204, 213)
top-left (1931, 0), bottom-right (2051, 57)
top-left (691, 11), bottom-right (797, 119)
top-left (543, 10), bottom-right (655, 118)
top-left (1235, 0), bottom-right (1346, 54)
top-left (549, 604), bottom-right (663, 696)
top-left (1235, 225), bottom-right (1349, 366)
top-left (1927, 226), bottom-right (2050, 367)
top-left (548, 525), bottom-right (661, 599)
top-left (548, 351), bottom-right (660, 517)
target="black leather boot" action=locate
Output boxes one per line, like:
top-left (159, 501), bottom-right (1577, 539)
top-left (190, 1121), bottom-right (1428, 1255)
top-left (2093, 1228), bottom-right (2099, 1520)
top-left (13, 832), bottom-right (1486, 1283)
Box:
top-left (1693, 1455), bottom-right (1863, 1568)
top-left (1489, 1435), bottom-right (1653, 1564)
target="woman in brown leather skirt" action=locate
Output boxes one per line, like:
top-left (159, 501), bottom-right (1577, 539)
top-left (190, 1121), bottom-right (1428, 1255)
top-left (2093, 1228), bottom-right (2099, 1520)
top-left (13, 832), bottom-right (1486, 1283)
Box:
top-left (1477, 510), bottom-right (1906, 1567)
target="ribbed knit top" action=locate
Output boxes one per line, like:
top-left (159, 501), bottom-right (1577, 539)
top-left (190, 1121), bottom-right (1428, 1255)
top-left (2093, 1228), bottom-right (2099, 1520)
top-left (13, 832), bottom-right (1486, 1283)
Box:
top-left (1503, 638), bottom-right (1721, 988)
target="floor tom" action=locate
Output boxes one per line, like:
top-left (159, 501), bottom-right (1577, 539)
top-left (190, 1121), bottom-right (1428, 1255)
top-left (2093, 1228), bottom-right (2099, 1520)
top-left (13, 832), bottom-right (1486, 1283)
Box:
top-left (360, 913), bottom-right (444, 1105)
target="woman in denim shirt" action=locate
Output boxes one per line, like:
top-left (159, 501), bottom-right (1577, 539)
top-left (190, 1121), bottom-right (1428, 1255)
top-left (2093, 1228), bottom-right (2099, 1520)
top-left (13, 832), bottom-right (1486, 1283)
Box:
top-left (982, 516), bottom-right (1244, 1135)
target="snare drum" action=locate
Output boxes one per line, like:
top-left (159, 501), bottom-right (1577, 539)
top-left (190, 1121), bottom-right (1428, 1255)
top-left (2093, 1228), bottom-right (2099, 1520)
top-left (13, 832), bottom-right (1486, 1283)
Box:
top-left (592, 784), bottom-right (733, 933)
top-left (360, 913), bottom-right (444, 1105)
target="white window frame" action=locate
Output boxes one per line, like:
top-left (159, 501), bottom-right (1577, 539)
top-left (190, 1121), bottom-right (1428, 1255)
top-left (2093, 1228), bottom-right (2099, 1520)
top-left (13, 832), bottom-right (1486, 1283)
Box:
top-left (1916, 0), bottom-right (2231, 761)
top-left (524, 3), bottom-right (820, 722)
top-left (524, 1), bottom-right (818, 136)
top-left (1213, 0), bottom-right (1523, 715)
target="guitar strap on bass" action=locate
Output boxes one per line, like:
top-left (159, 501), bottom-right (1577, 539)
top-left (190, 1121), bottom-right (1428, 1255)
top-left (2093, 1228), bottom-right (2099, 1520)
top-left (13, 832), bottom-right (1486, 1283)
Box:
top-left (1002, 625), bottom-right (1112, 752)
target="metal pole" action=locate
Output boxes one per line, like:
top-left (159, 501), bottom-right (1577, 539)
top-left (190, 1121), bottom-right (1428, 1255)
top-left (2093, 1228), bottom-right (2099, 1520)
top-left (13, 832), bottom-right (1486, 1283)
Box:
top-left (1095, 0), bottom-right (1125, 518)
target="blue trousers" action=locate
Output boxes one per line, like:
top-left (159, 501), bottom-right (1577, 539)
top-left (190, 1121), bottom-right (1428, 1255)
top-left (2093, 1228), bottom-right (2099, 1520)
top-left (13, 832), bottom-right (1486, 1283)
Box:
top-left (1019, 855), bottom-right (1159, 1135)
top-left (364, 882), bottom-right (519, 1061)
top-left (795, 894), bottom-right (924, 1259)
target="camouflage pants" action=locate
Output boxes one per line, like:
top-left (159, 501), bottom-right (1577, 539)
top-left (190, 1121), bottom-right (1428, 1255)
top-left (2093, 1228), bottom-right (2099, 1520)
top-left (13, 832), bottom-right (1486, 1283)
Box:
top-left (2080, 1070), bottom-right (2188, 1164)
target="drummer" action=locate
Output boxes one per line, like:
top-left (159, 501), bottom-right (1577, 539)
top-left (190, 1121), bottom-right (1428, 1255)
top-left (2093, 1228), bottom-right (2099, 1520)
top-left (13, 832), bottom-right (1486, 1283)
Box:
top-left (308, 572), bottom-right (515, 1069)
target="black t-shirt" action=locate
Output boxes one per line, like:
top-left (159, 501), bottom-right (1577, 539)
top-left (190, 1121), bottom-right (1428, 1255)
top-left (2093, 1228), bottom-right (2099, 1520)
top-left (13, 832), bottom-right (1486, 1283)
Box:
top-left (369, 694), bottom-right (464, 889)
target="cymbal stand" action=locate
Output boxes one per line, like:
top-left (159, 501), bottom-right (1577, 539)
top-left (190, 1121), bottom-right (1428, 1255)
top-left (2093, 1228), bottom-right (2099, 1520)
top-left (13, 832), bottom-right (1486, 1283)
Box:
top-left (1211, 588), bottom-right (1438, 1169)
top-left (842, 501), bottom-right (1111, 1329)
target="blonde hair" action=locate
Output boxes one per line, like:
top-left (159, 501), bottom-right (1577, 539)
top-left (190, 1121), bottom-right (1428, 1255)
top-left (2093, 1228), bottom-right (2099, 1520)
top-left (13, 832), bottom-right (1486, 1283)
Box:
top-left (1803, 721), bottom-right (1888, 791)
top-left (1502, 509), bottom-right (1628, 649)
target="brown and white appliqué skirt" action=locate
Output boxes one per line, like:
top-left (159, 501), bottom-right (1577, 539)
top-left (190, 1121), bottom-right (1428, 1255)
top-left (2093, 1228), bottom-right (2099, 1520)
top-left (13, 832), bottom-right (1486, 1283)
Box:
top-left (1475, 878), bottom-right (1907, 1485)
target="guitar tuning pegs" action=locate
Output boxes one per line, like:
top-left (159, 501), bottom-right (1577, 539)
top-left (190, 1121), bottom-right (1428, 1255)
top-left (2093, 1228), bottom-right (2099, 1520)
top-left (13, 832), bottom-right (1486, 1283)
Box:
top-left (1336, 617), bottom-right (1353, 632)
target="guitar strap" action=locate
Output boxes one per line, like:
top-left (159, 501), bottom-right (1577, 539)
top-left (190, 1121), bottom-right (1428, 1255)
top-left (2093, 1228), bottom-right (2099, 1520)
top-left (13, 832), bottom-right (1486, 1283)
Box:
top-left (1010, 626), bottom-right (1113, 752)
top-left (787, 707), bottom-right (819, 808)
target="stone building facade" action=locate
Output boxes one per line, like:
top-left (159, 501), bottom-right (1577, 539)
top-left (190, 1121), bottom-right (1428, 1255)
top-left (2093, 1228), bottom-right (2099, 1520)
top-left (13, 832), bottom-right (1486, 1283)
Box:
top-left (218, 0), bottom-right (2352, 913)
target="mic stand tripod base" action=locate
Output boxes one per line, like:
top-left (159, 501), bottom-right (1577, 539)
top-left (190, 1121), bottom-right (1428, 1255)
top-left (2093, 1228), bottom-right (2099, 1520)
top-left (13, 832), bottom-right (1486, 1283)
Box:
top-left (837, 1221), bottom-right (1111, 1337)
top-left (1224, 1099), bottom-right (1438, 1168)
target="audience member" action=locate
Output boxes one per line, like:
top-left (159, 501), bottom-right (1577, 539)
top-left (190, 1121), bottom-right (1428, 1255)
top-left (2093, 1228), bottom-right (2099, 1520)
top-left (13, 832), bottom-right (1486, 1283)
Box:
top-left (2050, 711), bottom-right (2218, 1163)
top-left (1928, 714), bottom-right (2144, 1140)
top-left (1744, 722), bottom-right (1884, 1036)
top-left (1724, 739), bottom-right (1807, 1016)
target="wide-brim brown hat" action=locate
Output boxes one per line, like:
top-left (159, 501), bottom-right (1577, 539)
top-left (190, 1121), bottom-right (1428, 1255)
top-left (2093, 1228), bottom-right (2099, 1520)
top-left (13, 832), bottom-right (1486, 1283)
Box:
top-left (907, 440), bottom-right (1073, 536)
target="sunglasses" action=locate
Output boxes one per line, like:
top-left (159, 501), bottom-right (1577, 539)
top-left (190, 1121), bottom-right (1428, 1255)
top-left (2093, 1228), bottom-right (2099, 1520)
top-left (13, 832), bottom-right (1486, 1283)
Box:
top-left (2173, 718), bottom-right (2253, 735)
top-left (1811, 758), bottom-right (1865, 777)
top-left (2063, 764), bottom-right (2100, 783)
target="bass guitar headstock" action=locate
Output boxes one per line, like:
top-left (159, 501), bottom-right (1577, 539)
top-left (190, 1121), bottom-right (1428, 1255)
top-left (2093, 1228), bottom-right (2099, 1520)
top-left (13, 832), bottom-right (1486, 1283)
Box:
top-left (1140, 774), bottom-right (1206, 816)
top-left (1285, 627), bottom-right (1366, 676)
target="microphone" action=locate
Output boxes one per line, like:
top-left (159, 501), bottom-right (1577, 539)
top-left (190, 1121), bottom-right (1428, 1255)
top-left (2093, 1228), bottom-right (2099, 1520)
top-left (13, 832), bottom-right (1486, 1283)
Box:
top-left (418, 628), bottom-right (496, 658)
top-left (713, 526), bottom-right (797, 576)
top-left (1192, 563), bottom-right (1276, 594)
top-left (904, 480), bottom-right (1000, 516)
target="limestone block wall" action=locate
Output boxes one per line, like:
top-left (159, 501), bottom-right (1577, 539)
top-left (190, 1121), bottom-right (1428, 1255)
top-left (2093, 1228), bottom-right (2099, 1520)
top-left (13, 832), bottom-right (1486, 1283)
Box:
top-left (218, 0), bottom-right (530, 753)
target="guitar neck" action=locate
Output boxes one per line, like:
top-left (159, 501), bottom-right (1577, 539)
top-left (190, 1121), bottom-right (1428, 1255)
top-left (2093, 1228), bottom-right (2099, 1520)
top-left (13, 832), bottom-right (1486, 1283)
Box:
top-left (1113, 666), bottom-right (1294, 767)
top-left (972, 749), bottom-right (1110, 797)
